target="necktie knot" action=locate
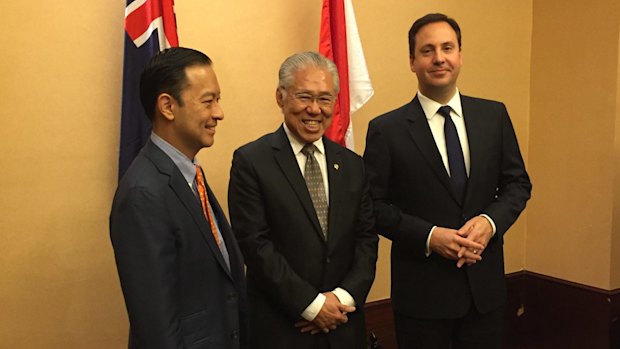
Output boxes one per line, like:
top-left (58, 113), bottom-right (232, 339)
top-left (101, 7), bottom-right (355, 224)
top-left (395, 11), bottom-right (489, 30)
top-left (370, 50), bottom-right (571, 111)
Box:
top-left (438, 105), bottom-right (452, 118)
top-left (302, 143), bottom-right (317, 157)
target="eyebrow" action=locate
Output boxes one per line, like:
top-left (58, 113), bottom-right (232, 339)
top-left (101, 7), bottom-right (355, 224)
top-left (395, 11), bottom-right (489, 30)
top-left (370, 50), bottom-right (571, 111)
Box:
top-left (199, 91), bottom-right (219, 99)
top-left (293, 89), bottom-right (334, 95)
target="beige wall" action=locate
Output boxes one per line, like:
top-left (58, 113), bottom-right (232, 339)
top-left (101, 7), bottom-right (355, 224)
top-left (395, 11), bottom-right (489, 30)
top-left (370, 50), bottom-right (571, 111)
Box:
top-left (1, 1), bottom-right (534, 347)
top-left (613, 26), bottom-right (620, 289)
top-left (1, 2), bottom-right (127, 348)
top-left (528, 0), bottom-right (620, 289)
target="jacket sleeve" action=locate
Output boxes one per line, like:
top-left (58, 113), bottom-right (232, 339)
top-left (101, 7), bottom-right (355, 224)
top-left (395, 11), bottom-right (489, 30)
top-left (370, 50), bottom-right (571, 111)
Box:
top-left (337, 160), bottom-right (379, 305)
top-left (110, 187), bottom-right (183, 348)
top-left (481, 103), bottom-right (532, 236)
top-left (363, 120), bottom-right (435, 258)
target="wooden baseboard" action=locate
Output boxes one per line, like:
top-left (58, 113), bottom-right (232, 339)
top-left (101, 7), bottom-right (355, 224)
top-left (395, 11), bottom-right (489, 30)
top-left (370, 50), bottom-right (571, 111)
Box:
top-left (504, 270), bottom-right (620, 349)
top-left (364, 299), bottom-right (396, 349)
top-left (364, 271), bottom-right (620, 349)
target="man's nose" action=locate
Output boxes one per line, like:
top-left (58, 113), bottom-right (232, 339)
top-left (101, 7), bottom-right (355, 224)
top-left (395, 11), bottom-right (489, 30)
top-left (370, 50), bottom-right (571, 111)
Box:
top-left (306, 99), bottom-right (321, 114)
top-left (213, 100), bottom-right (224, 120)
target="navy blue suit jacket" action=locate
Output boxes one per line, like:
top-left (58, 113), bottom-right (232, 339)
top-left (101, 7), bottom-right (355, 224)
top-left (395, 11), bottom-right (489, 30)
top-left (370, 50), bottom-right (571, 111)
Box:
top-left (364, 95), bottom-right (531, 318)
top-left (110, 140), bottom-right (248, 348)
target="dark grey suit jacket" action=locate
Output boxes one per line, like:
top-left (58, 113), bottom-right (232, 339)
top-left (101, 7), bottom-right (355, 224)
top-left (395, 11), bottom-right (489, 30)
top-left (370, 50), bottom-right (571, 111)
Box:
top-left (110, 140), bottom-right (248, 348)
top-left (364, 95), bottom-right (532, 318)
top-left (228, 126), bottom-right (378, 349)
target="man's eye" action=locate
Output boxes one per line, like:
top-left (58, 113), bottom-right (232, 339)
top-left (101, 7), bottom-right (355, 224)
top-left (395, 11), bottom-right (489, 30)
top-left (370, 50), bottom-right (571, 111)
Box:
top-left (297, 95), bottom-right (312, 101)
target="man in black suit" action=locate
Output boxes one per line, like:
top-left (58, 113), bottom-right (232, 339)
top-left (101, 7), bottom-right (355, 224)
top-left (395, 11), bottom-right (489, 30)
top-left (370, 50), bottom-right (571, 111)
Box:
top-left (228, 51), bottom-right (378, 349)
top-left (110, 47), bottom-right (247, 349)
top-left (363, 13), bottom-right (532, 349)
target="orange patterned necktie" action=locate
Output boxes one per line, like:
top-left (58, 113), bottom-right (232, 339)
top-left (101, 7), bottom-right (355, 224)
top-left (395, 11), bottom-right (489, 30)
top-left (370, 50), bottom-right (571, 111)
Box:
top-left (195, 164), bottom-right (220, 247)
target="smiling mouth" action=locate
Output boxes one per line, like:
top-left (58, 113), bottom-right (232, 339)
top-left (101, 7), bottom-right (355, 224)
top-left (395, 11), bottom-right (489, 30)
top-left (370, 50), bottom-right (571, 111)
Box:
top-left (303, 120), bottom-right (320, 125)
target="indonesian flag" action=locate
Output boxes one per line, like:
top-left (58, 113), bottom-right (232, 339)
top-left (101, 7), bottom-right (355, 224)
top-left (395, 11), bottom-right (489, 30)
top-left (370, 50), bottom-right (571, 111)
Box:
top-left (319, 0), bottom-right (373, 150)
top-left (119, 0), bottom-right (178, 180)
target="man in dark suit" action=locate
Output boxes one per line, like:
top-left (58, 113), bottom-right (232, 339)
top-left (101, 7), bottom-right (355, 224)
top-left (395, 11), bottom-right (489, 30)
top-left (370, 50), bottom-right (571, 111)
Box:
top-left (228, 51), bottom-right (378, 349)
top-left (363, 13), bottom-right (532, 349)
top-left (110, 47), bottom-right (247, 349)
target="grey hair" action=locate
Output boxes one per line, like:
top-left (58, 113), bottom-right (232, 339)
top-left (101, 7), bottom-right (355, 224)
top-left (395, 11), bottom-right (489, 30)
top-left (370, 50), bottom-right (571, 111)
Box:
top-left (278, 51), bottom-right (340, 94)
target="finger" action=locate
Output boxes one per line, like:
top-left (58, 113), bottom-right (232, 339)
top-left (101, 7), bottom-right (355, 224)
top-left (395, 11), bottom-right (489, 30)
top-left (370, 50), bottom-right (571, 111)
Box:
top-left (458, 219), bottom-right (477, 236)
top-left (466, 249), bottom-right (482, 260)
top-left (456, 236), bottom-right (484, 250)
top-left (299, 325), bottom-right (316, 333)
top-left (322, 328), bottom-right (330, 334)
top-left (456, 224), bottom-right (472, 237)
top-left (457, 257), bottom-right (466, 268)
top-left (311, 329), bottom-right (321, 335)
top-left (330, 325), bottom-right (337, 330)
top-left (457, 245), bottom-right (467, 258)
top-left (294, 320), bottom-right (311, 328)
top-left (466, 258), bottom-right (478, 266)
top-left (338, 304), bottom-right (356, 313)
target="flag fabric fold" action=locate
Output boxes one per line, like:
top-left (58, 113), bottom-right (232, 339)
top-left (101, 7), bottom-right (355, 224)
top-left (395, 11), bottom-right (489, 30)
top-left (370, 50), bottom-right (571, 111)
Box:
top-left (119, 0), bottom-right (178, 180)
top-left (319, 0), bottom-right (373, 150)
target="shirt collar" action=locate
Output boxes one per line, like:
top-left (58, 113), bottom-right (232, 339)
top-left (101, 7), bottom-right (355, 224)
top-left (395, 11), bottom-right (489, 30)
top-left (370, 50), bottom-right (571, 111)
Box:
top-left (417, 89), bottom-right (463, 120)
top-left (150, 132), bottom-right (198, 185)
top-left (282, 123), bottom-right (325, 156)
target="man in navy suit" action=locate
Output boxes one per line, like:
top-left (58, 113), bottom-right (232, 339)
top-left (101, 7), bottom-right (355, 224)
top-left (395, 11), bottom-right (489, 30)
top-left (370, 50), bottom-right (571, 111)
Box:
top-left (228, 52), bottom-right (378, 349)
top-left (363, 14), bottom-right (532, 349)
top-left (110, 47), bottom-right (247, 349)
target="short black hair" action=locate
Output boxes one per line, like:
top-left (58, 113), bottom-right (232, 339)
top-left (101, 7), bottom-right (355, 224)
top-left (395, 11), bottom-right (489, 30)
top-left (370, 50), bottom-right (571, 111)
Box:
top-left (408, 13), bottom-right (462, 56)
top-left (139, 47), bottom-right (212, 120)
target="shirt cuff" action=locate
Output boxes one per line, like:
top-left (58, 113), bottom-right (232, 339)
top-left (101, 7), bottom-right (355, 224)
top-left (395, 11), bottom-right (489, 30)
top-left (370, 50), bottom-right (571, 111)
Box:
top-left (425, 226), bottom-right (436, 257)
top-left (332, 287), bottom-right (355, 307)
top-left (479, 214), bottom-right (497, 236)
top-left (301, 293), bottom-right (326, 321)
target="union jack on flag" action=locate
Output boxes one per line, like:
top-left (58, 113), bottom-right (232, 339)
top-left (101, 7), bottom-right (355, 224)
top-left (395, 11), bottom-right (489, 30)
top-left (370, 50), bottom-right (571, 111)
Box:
top-left (119, 0), bottom-right (178, 180)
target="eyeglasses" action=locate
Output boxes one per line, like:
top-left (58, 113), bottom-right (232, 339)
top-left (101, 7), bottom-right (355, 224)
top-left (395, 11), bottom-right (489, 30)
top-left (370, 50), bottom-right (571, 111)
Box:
top-left (290, 91), bottom-right (336, 107)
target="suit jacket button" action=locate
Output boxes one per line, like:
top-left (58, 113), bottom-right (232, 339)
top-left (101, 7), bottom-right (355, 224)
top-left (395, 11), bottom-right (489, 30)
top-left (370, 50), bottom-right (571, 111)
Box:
top-left (326, 257), bottom-right (331, 263)
top-left (231, 329), bottom-right (239, 339)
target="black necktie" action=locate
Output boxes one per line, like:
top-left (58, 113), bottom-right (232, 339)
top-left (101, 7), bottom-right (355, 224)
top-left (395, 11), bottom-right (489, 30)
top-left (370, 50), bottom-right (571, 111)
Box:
top-left (438, 106), bottom-right (467, 203)
top-left (301, 144), bottom-right (328, 239)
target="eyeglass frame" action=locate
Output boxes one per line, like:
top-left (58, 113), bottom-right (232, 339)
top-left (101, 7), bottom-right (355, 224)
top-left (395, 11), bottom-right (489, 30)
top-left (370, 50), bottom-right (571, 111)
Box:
top-left (279, 88), bottom-right (337, 108)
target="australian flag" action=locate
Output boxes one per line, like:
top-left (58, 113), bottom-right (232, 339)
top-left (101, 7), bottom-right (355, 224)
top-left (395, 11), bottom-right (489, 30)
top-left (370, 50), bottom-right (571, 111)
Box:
top-left (119, 0), bottom-right (178, 180)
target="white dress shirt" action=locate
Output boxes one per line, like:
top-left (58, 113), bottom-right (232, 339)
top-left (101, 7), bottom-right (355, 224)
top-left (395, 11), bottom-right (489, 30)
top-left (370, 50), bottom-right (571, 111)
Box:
top-left (417, 91), bottom-right (497, 255)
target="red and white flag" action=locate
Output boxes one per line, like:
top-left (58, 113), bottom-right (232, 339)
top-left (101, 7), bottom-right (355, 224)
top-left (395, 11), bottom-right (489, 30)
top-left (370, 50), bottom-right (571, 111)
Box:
top-left (319, 0), bottom-right (373, 150)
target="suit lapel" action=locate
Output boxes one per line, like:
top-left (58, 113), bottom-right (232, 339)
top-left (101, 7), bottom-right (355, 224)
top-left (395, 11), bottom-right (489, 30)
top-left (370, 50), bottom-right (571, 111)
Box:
top-left (324, 138), bottom-right (343, 244)
top-left (460, 96), bottom-right (485, 206)
top-left (144, 141), bottom-right (234, 280)
top-left (404, 98), bottom-right (459, 204)
top-left (272, 127), bottom-right (326, 242)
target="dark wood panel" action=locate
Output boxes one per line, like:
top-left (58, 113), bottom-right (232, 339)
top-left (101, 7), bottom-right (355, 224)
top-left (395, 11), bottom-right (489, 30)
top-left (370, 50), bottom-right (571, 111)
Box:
top-left (366, 272), bottom-right (620, 349)
top-left (505, 271), bottom-right (619, 349)
top-left (364, 299), bottom-right (397, 349)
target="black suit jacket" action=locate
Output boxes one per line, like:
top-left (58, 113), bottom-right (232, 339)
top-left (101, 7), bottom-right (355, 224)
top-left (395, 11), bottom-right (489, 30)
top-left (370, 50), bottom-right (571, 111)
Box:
top-left (228, 126), bottom-right (378, 349)
top-left (110, 140), bottom-right (248, 348)
top-left (363, 95), bottom-right (531, 318)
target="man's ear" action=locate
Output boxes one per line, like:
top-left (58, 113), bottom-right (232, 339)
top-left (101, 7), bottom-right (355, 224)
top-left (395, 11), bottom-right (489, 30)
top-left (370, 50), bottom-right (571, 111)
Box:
top-left (157, 93), bottom-right (175, 121)
top-left (409, 55), bottom-right (416, 73)
top-left (275, 88), bottom-right (284, 108)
